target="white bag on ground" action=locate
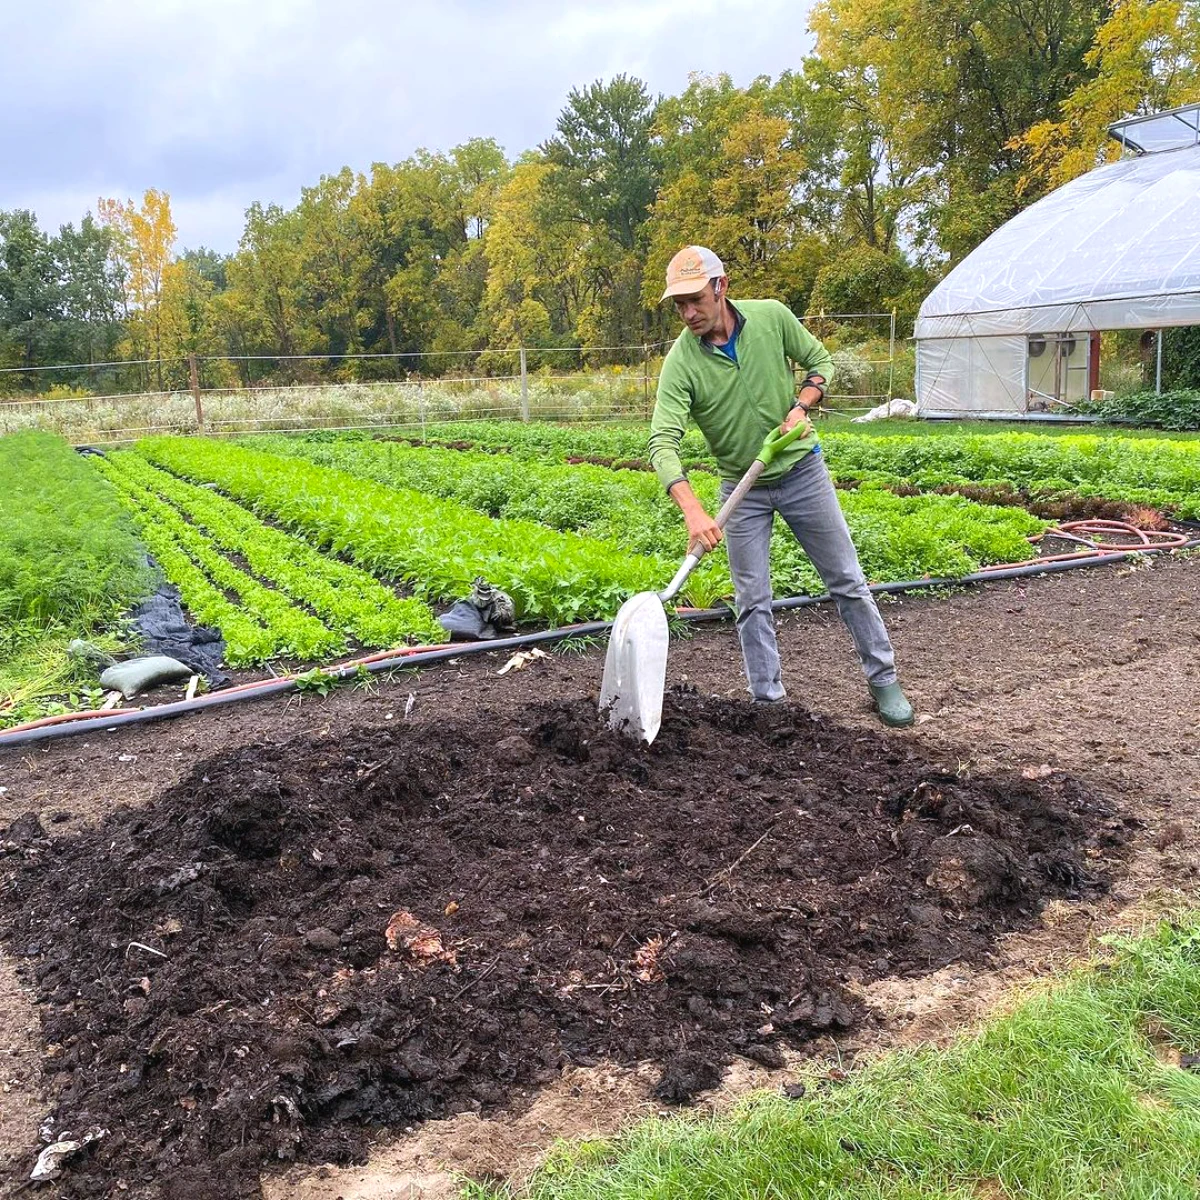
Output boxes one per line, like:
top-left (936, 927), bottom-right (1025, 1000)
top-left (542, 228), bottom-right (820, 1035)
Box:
top-left (852, 398), bottom-right (918, 423)
top-left (99, 656), bottom-right (193, 699)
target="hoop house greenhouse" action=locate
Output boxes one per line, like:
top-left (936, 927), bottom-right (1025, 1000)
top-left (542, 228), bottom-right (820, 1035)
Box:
top-left (915, 104), bottom-right (1200, 417)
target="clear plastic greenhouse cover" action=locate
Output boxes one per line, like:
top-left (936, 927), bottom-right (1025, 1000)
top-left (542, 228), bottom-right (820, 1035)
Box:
top-left (917, 130), bottom-right (1200, 341)
top-left (1110, 104), bottom-right (1200, 154)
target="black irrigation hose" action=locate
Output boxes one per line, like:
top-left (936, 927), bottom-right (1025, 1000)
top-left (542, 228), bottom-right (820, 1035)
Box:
top-left (2, 541), bottom-right (1198, 751)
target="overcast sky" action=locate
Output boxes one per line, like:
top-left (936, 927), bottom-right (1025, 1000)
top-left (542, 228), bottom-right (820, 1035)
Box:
top-left (3, 0), bottom-right (815, 254)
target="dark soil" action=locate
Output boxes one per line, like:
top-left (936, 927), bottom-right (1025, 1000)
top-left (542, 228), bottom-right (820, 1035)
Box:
top-left (1, 693), bottom-right (1130, 1198)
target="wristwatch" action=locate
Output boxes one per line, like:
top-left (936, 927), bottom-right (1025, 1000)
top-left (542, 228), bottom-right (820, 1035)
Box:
top-left (793, 375), bottom-right (826, 414)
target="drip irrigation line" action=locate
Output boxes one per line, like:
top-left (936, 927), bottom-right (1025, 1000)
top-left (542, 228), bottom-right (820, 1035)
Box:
top-left (2, 538), bottom-right (1196, 752)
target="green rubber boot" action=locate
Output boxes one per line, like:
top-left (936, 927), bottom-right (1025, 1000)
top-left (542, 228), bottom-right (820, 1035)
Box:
top-left (869, 682), bottom-right (915, 728)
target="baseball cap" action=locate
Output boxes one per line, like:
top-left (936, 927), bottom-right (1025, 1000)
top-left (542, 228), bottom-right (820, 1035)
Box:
top-left (661, 245), bottom-right (725, 300)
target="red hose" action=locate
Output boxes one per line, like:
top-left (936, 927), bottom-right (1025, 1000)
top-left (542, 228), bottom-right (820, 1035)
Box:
top-left (979, 519), bottom-right (1190, 572)
top-left (330, 642), bottom-right (455, 671)
top-left (0, 706), bottom-right (142, 733)
top-left (0, 638), bottom-right (460, 738)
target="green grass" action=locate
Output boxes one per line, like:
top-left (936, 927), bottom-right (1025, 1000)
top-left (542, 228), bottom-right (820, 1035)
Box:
top-left (472, 918), bottom-right (1200, 1200)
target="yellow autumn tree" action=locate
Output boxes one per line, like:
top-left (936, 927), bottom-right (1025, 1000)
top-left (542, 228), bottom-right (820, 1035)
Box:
top-left (97, 189), bottom-right (177, 390)
top-left (482, 160), bottom-right (586, 365)
top-left (1018, 0), bottom-right (1200, 193)
top-left (157, 260), bottom-right (237, 390)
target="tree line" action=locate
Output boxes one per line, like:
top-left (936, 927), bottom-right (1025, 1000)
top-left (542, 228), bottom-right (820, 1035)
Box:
top-left (2, 0), bottom-right (1197, 395)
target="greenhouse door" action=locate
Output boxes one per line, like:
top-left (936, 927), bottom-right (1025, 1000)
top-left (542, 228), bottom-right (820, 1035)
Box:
top-left (1027, 334), bottom-right (1090, 410)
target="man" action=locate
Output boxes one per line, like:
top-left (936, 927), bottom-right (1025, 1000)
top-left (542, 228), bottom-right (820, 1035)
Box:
top-left (648, 245), bottom-right (914, 727)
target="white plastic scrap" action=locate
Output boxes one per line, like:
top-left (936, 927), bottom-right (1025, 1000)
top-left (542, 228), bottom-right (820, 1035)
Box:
top-left (30, 1127), bottom-right (107, 1182)
top-left (851, 398), bottom-right (917, 423)
top-left (497, 648), bottom-right (548, 676)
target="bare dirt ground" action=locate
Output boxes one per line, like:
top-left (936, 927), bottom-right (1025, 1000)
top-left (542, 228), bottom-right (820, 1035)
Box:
top-left (1, 553), bottom-right (1197, 1198)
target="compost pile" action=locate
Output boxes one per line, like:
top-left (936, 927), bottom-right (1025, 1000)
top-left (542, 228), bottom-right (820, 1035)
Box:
top-left (1, 695), bottom-right (1130, 1198)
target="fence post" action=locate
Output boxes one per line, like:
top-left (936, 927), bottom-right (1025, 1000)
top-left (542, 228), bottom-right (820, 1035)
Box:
top-left (887, 309), bottom-right (897, 401)
top-left (418, 381), bottom-right (426, 438)
top-left (1155, 329), bottom-right (1164, 394)
top-left (642, 344), bottom-right (651, 417)
top-left (188, 354), bottom-right (205, 433)
top-left (520, 347), bottom-right (529, 422)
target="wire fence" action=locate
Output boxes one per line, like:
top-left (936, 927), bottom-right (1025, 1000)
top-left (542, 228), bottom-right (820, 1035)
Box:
top-left (0, 314), bottom-right (905, 444)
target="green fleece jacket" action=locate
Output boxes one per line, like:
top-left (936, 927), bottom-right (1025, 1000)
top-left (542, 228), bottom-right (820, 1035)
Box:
top-left (649, 299), bottom-right (834, 490)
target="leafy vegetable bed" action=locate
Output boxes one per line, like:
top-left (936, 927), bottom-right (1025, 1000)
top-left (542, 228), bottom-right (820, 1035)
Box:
top-left (0, 431), bottom-right (151, 725)
top-left (249, 435), bottom-right (1047, 599)
top-left (366, 421), bottom-right (1200, 518)
top-left (97, 453), bottom-right (442, 655)
top-left (137, 437), bottom-right (673, 624)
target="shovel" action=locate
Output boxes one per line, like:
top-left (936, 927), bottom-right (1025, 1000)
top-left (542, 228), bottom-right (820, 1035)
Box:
top-left (599, 424), bottom-right (807, 744)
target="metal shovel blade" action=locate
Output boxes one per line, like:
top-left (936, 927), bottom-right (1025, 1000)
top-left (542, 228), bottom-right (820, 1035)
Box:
top-left (598, 591), bottom-right (670, 744)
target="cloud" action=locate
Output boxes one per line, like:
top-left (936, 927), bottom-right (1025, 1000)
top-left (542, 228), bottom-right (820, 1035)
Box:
top-left (2, 0), bottom-right (813, 251)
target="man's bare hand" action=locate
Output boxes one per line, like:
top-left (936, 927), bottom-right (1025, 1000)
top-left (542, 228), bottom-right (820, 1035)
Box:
top-left (667, 479), bottom-right (723, 554)
top-left (685, 507), bottom-right (723, 554)
top-left (780, 407), bottom-right (813, 437)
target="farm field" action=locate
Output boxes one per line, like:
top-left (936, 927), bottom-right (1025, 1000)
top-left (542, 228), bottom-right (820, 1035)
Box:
top-left (18, 417), bottom-right (1191, 730)
top-left (10, 1), bottom-right (1200, 1192)
top-left (1, 420), bottom-right (1198, 1198)
top-left (1, 553), bottom-right (1197, 1198)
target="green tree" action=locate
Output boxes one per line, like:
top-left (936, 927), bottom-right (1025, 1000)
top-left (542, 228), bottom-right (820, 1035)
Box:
top-left (0, 210), bottom-right (59, 377)
top-left (351, 152), bottom-right (472, 370)
top-left (800, 54), bottom-right (931, 255)
top-left (541, 76), bottom-right (660, 355)
top-left (434, 140), bottom-right (511, 358)
top-left (809, 244), bottom-right (912, 318)
top-left (449, 138), bottom-right (509, 241)
top-left (812, 0), bottom-right (1107, 260)
top-left (543, 75), bottom-right (658, 252)
top-left (180, 246), bottom-right (230, 291)
top-left (54, 215), bottom-right (125, 372)
top-left (296, 168), bottom-right (364, 364)
top-left (226, 202), bottom-right (308, 371)
top-left (646, 74), bottom-right (825, 322)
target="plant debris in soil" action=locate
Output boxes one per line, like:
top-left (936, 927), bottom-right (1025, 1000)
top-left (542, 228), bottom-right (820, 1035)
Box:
top-left (0, 693), bottom-right (1132, 1198)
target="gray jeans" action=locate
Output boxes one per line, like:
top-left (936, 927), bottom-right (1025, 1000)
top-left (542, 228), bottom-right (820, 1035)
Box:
top-left (719, 450), bottom-right (897, 701)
